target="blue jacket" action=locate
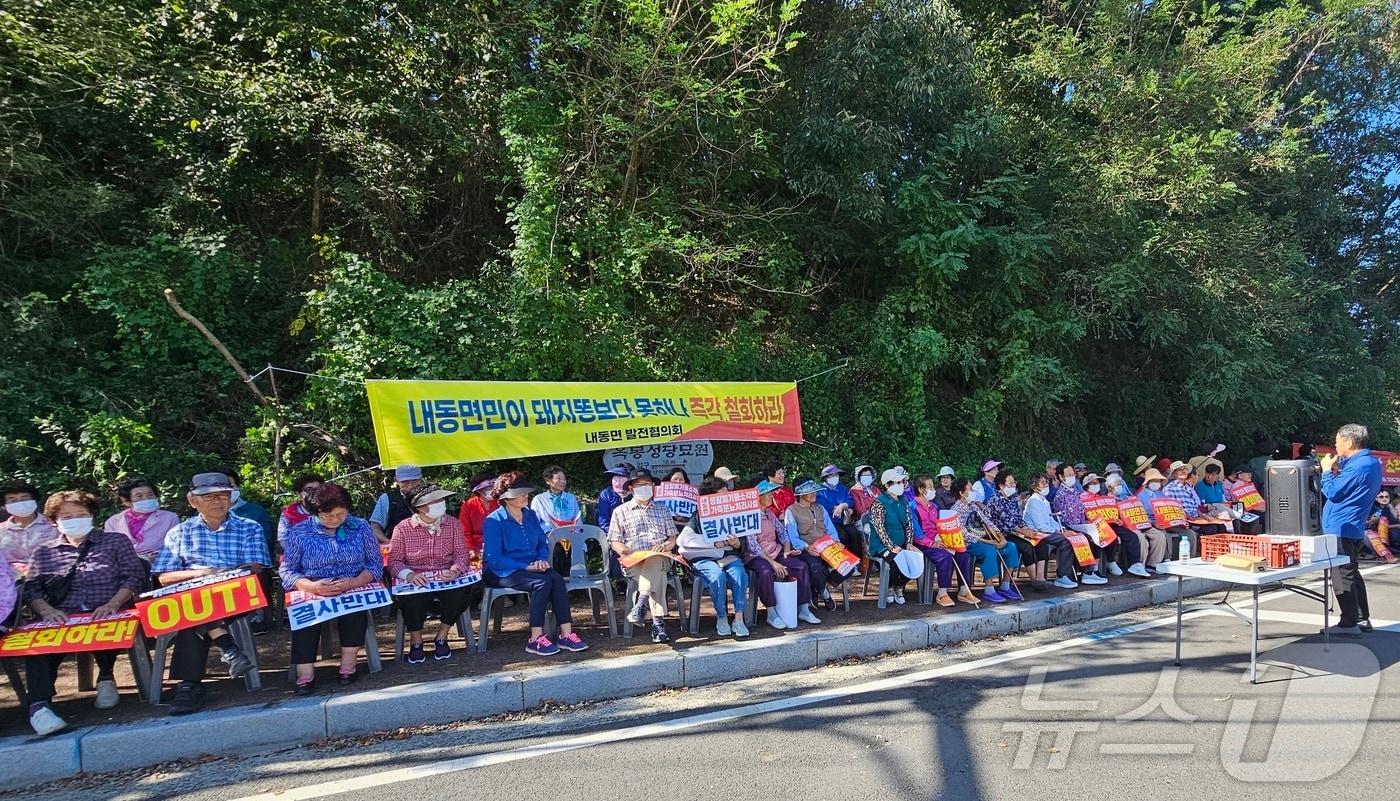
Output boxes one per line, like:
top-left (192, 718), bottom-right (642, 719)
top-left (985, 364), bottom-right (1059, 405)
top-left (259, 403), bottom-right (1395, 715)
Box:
top-left (482, 506), bottom-right (550, 576)
top-left (1322, 449), bottom-right (1383, 539)
top-left (596, 487), bottom-right (625, 532)
top-left (816, 484), bottom-right (854, 519)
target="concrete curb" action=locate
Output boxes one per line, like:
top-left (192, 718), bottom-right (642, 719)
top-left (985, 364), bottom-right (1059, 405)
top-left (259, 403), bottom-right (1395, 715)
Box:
top-left (0, 576), bottom-right (1223, 790)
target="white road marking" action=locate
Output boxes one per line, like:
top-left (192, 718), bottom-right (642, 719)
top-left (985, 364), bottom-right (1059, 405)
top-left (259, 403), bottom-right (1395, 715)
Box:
top-left (233, 564), bottom-right (1397, 801)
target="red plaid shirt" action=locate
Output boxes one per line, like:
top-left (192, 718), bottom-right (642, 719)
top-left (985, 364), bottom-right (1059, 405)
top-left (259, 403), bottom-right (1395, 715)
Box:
top-left (388, 515), bottom-right (474, 579)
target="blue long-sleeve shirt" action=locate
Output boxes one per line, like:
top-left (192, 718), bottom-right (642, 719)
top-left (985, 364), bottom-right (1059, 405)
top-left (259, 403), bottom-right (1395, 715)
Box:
top-left (816, 484), bottom-right (854, 519)
top-left (596, 487), bottom-right (625, 532)
top-left (1322, 449), bottom-right (1383, 539)
top-left (483, 505), bottom-right (551, 576)
top-left (1197, 480), bottom-right (1226, 504)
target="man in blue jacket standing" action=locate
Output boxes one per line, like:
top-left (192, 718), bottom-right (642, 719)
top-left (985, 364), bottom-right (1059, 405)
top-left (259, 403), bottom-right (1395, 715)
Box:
top-left (1321, 423), bottom-right (1384, 637)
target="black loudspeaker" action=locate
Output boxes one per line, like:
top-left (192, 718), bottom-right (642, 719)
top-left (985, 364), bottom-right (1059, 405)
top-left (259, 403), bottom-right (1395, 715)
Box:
top-left (1266, 459), bottom-right (1322, 537)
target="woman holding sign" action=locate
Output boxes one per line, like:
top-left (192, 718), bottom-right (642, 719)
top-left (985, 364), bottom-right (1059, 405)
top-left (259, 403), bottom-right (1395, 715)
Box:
top-left (745, 480), bottom-right (815, 630)
top-left (22, 490), bottom-right (145, 735)
top-left (783, 480), bottom-right (850, 615)
top-left (951, 480), bottom-right (1023, 603)
top-left (910, 475), bottom-right (979, 606)
top-left (1051, 463), bottom-right (1115, 583)
top-left (390, 487), bottom-right (477, 663)
top-left (280, 484), bottom-right (384, 694)
top-left (678, 479), bottom-right (751, 638)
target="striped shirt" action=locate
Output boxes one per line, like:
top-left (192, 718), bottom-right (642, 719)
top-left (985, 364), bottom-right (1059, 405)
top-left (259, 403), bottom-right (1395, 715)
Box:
top-left (152, 513), bottom-right (271, 574)
top-left (389, 515), bottom-right (473, 579)
top-left (607, 500), bottom-right (676, 551)
top-left (279, 516), bottom-right (382, 587)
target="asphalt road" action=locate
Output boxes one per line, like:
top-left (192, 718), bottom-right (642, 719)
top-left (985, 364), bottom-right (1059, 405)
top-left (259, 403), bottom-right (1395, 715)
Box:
top-left (13, 564), bottom-right (1400, 801)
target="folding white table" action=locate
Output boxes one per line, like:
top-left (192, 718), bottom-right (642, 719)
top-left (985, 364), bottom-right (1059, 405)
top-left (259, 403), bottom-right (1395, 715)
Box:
top-left (1155, 555), bottom-right (1350, 683)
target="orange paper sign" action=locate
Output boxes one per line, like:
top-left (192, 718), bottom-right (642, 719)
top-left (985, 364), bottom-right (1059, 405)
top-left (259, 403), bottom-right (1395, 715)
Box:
top-left (1064, 532), bottom-right (1097, 567)
top-left (1117, 497), bottom-right (1151, 531)
top-left (1081, 493), bottom-right (1121, 524)
top-left (0, 611), bottom-right (140, 657)
top-left (1370, 520), bottom-right (1398, 563)
top-left (1229, 481), bottom-right (1265, 513)
top-left (619, 550), bottom-right (689, 569)
top-left (935, 512), bottom-right (967, 553)
top-left (1150, 498), bottom-right (1188, 529)
top-left (136, 572), bottom-right (267, 637)
top-left (808, 535), bottom-right (860, 576)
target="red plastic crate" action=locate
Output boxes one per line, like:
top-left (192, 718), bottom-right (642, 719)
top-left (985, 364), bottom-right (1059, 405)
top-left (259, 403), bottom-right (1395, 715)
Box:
top-left (1200, 534), bottom-right (1300, 569)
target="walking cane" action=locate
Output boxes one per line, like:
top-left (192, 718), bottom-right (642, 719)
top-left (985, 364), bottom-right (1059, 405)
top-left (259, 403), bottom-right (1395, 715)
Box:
top-left (949, 556), bottom-right (979, 605)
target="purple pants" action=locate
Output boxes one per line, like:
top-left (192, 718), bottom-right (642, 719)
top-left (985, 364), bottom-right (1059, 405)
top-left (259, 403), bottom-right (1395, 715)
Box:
top-left (745, 555), bottom-right (812, 607)
top-left (916, 543), bottom-right (974, 590)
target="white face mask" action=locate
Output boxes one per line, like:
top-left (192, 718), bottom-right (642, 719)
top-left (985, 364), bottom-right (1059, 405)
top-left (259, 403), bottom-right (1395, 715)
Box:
top-left (859, 475), bottom-right (875, 488)
top-left (887, 483), bottom-right (905, 497)
top-left (921, 488), bottom-right (936, 501)
top-left (425, 501), bottom-right (447, 520)
top-left (633, 484), bottom-right (655, 501)
top-left (132, 498), bottom-right (160, 514)
top-left (1086, 483), bottom-right (1101, 494)
top-left (57, 517), bottom-right (94, 539)
top-left (1036, 487), bottom-right (1050, 497)
top-left (1061, 476), bottom-right (1076, 488)
top-left (824, 476), bottom-right (841, 487)
top-left (1148, 481), bottom-right (1163, 491)
top-left (1002, 486), bottom-right (1017, 497)
top-left (229, 489), bottom-right (242, 506)
top-left (5, 500), bottom-right (37, 518)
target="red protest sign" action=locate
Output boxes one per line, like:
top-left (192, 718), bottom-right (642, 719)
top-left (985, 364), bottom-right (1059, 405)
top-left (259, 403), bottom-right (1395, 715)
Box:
top-left (1064, 531), bottom-right (1097, 567)
top-left (935, 511), bottom-right (967, 553)
top-left (1117, 497), bottom-right (1151, 531)
top-left (1229, 481), bottom-right (1265, 513)
top-left (136, 571), bottom-right (267, 637)
top-left (0, 611), bottom-right (140, 657)
top-left (1150, 498), bottom-right (1188, 529)
top-left (1081, 493), bottom-right (1120, 524)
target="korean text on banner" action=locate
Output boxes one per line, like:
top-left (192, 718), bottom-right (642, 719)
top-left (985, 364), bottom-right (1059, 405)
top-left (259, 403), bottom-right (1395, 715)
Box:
top-left (1081, 493), bottom-right (1120, 524)
top-left (1229, 481), bottom-right (1266, 512)
top-left (1150, 498), bottom-right (1188, 529)
top-left (285, 583), bottom-right (393, 631)
top-left (807, 535), bottom-right (859, 576)
top-left (1090, 520), bottom-right (1119, 548)
top-left (655, 481), bottom-right (698, 519)
top-left (1116, 497), bottom-right (1152, 531)
top-left (1064, 532), bottom-right (1098, 567)
top-left (390, 571), bottom-right (482, 596)
top-left (136, 570), bottom-right (267, 637)
top-left (366, 380), bottom-right (803, 467)
top-left (935, 511), bottom-right (967, 553)
top-left (0, 612), bottom-right (140, 657)
top-left (697, 489), bottom-right (761, 542)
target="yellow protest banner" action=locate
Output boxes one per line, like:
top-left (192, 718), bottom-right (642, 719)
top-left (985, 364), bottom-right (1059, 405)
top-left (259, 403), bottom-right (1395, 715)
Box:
top-left (366, 380), bottom-right (803, 467)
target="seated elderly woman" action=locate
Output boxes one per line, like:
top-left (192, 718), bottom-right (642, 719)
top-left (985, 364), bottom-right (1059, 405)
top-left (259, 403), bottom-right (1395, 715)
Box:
top-left (678, 478), bottom-right (751, 638)
top-left (949, 479), bottom-right (1023, 603)
top-left (782, 479), bottom-right (847, 617)
top-left (280, 483), bottom-right (384, 694)
top-left (484, 472), bottom-right (589, 655)
top-left (23, 490), bottom-right (145, 735)
top-left (983, 470), bottom-right (1049, 590)
top-left (745, 480), bottom-right (815, 630)
top-left (909, 474), bottom-right (978, 606)
top-left (103, 476), bottom-right (180, 565)
top-left (389, 486), bottom-right (477, 663)
top-left (1051, 462), bottom-right (1115, 582)
top-left (1023, 475), bottom-right (1087, 589)
top-left (866, 469), bottom-right (916, 606)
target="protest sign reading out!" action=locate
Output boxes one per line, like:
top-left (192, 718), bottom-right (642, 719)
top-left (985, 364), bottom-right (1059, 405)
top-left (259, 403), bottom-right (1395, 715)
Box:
top-left (136, 570), bottom-right (267, 637)
top-left (697, 488), bottom-right (761, 542)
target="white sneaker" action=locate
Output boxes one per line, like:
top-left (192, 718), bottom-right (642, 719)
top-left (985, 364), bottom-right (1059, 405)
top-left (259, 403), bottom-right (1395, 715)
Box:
top-left (885, 593), bottom-right (898, 605)
top-left (1108, 562), bottom-right (1124, 576)
top-left (732, 617), bottom-right (749, 637)
top-left (1128, 563), bottom-right (1151, 578)
top-left (893, 593), bottom-right (906, 605)
top-left (29, 706), bottom-right (66, 736)
top-left (1053, 576), bottom-right (1078, 589)
top-left (94, 679), bottom-right (119, 710)
top-left (766, 608), bottom-right (788, 630)
top-left (1082, 572), bottom-right (1108, 585)
top-left (798, 606), bottom-right (822, 624)
top-left (716, 617), bottom-right (732, 637)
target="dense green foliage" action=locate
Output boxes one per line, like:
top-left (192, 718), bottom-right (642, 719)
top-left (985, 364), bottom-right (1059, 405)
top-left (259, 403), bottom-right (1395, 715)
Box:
top-left (3, 0), bottom-right (1397, 505)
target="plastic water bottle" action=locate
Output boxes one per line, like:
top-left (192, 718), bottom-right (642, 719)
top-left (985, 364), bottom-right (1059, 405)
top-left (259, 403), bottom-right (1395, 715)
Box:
top-left (1178, 535), bottom-right (1191, 561)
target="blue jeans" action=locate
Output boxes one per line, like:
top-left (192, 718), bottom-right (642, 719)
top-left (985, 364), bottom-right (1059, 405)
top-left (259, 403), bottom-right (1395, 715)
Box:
top-left (966, 539), bottom-right (1020, 581)
top-left (691, 557), bottom-right (749, 618)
